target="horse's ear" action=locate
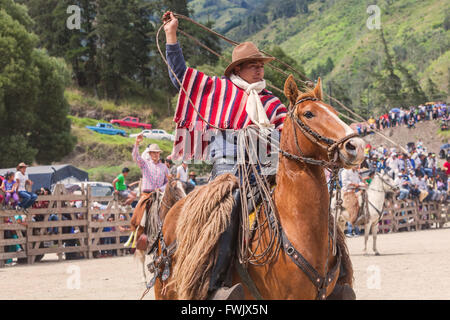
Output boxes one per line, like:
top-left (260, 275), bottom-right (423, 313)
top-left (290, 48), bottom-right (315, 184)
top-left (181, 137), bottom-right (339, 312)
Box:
top-left (284, 74), bottom-right (299, 107)
top-left (313, 77), bottom-right (323, 101)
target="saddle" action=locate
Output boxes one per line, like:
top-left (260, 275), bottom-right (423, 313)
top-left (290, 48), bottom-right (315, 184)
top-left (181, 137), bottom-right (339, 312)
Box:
top-left (342, 189), bottom-right (367, 226)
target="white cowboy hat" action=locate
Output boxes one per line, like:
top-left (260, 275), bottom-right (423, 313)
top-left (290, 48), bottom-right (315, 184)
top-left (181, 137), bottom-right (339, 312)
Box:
top-left (147, 144), bottom-right (162, 153)
top-left (142, 144), bottom-right (162, 160)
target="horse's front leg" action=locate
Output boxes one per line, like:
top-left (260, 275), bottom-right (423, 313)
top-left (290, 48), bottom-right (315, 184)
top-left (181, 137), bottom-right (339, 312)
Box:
top-left (371, 222), bottom-right (380, 256)
top-left (363, 222), bottom-right (370, 256)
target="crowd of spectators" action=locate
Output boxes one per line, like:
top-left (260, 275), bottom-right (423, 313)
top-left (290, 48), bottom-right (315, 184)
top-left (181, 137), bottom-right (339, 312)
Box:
top-left (359, 141), bottom-right (449, 203)
top-left (1, 164), bottom-right (134, 265)
top-left (356, 102), bottom-right (448, 136)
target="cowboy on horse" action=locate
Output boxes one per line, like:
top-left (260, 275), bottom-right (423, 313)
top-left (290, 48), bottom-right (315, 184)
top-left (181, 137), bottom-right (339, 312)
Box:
top-left (130, 138), bottom-right (169, 249)
top-left (160, 11), bottom-right (357, 300)
top-left (341, 166), bottom-right (368, 228)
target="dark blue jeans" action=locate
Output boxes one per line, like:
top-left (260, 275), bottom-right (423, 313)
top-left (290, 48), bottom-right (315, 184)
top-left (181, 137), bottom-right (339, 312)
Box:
top-left (18, 191), bottom-right (37, 209)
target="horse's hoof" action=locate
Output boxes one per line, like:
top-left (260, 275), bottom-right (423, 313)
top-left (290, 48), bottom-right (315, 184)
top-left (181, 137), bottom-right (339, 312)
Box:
top-left (374, 252), bottom-right (380, 256)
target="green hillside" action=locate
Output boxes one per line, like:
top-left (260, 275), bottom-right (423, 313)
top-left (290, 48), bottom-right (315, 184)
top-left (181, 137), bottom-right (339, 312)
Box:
top-left (189, 0), bottom-right (449, 116)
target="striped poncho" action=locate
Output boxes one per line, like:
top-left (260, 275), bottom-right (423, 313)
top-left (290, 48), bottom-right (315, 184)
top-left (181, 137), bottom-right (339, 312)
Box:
top-left (170, 67), bottom-right (288, 161)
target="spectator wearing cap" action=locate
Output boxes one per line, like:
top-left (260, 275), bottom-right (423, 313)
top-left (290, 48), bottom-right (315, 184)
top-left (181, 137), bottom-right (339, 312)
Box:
top-left (188, 171), bottom-right (197, 187)
top-left (14, 163), bottom-right (37, 213)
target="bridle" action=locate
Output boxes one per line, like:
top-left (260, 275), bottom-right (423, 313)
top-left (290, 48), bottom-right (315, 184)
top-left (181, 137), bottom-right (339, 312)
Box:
top-left (279, 97), bottom-right (359, 170)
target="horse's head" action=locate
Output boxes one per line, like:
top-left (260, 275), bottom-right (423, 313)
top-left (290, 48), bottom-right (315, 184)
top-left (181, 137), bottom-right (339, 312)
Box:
top-left (376, 170), bottom-right (398, 192)
top-left (282, 75), bottom-right (365, 169)
top-left (166, 177), bottom-right (187, 202)
top-left (160, 176), bottom-right (186, 222)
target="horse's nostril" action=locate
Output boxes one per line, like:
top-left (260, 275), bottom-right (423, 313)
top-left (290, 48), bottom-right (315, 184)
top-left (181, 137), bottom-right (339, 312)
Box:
top-left (345, 141), bottom-right (356, 151)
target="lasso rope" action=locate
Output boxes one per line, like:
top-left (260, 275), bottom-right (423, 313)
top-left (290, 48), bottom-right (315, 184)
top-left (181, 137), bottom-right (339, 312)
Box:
top-left (158, 13), bottom-right (407, 152)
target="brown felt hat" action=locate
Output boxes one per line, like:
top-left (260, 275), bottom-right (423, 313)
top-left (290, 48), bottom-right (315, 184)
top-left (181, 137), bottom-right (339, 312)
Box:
top-left (224, 42), bottom-right (274, 78)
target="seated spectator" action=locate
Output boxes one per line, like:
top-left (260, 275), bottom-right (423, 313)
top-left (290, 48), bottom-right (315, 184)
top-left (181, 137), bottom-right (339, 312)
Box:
top-left (1, 172), bottom-right (19, 210)
top-left (394, 169), bottom-right (410, 201)
top-left (188, 171), bottom-right (197, 187)
top-left (14, 163), bottom-right (37, 213)
top-left (113, 168), bottom-right (136, 206)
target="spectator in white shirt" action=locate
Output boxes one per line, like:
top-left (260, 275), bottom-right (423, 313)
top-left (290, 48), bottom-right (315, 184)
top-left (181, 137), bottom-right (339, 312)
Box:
top-left (14, 163), bottom-right (37, 213)
top-left (386, 153), bottom-right (400, 178)
top-left (176, 161), bottom-right (189, 183)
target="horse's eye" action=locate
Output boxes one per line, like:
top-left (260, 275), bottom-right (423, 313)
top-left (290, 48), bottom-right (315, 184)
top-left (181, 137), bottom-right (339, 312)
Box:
top-left (303, 111), bottom-right (314, 119)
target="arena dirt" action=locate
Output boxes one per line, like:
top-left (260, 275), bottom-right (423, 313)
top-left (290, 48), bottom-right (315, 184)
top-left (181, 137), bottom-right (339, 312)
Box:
top-left (1, 226), bottom-right (449, 300)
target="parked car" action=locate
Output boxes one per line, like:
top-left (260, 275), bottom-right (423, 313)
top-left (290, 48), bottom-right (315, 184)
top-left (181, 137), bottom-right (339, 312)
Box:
top-left (61, 181), bottom-right (115, 197)
top-left (86, 123), bottom-right (127, 136)
top-left (110, 116), bottom-right (152, 129)
top-left (129, 129), bottom-right (175, 141)
top-left (439, 143), bottom-right (450, 159)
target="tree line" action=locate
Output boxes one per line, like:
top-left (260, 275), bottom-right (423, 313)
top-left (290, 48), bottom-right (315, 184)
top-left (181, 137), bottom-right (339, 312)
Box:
top-left (1, 0), bottom-right (221, 168)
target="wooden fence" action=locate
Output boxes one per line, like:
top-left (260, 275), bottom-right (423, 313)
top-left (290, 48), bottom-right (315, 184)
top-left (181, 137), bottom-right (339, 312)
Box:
top-left (1, 184), bottom-right (449, 267)
top-left (0, 184), bottom-right (133, 268)
top-left (377, 199), bottom-right (449, 234)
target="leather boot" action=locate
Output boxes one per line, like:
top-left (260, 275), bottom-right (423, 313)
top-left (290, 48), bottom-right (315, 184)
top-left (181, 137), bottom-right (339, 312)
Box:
top-left (208, 188), bottom-right (244, 300)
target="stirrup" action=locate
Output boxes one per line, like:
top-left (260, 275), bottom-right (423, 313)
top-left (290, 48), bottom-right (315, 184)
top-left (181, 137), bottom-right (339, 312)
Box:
top-left (209, 283), bottom-right (244, 300)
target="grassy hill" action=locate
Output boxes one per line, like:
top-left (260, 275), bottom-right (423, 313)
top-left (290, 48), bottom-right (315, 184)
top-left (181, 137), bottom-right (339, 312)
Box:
top-left (189, 0), bottom-right (449, 113)
top-left (59, 0), bottom-right (449, 182)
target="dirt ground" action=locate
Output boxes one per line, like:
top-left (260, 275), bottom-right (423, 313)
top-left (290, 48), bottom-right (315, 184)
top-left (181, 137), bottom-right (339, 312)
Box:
top-left (1, 226), bottom-right (450, 300)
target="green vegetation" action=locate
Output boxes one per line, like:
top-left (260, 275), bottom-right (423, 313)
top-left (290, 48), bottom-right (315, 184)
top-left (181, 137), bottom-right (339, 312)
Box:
top-left (85, 165), bottom-right (142, 184)
top-left (0, 0), bottom-right (76, 167)
top-left (190, 0), bottom-right (449, 117)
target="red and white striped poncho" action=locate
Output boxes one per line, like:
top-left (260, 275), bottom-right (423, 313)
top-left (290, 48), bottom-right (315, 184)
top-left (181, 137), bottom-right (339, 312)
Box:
top-left (170, 67), bottom-right (288, 161)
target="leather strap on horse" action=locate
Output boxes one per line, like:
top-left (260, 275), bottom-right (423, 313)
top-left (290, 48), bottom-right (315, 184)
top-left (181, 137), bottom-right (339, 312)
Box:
top-left (235, 262), bottom-right (264, 300)
top-left (281, 230), bottom-right (341, 300)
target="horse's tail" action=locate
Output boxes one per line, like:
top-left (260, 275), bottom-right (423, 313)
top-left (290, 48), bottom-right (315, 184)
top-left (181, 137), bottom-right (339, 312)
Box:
top-left (170, 173), bottom-right (239, 300)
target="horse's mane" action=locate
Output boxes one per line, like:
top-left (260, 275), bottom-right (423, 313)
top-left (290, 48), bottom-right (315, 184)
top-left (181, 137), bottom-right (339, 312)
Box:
top-left (297, 89), bottom-right (319, 101)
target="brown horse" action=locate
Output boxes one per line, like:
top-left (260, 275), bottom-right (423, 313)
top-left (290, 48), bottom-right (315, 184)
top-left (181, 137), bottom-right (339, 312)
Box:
top-left (137, 177), bottom-right (186, 285)
top-left (153, 76), bottom-right (365, 299)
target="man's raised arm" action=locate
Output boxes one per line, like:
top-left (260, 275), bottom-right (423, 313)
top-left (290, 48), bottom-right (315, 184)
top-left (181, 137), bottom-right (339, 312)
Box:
top-left (163, 11), bottom-right (186, 90)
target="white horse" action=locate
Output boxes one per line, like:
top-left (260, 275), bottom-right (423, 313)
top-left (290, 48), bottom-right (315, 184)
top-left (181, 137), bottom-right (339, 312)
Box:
top-left (332, 171), bottom-right (397, 256)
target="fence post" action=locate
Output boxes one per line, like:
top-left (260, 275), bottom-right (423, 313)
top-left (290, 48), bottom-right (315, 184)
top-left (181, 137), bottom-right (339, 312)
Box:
top-left (26, 212), bottom-right (33, 265)
top-left (87, 185), bottom-right (92, 259)
top-left (0, 219), bottom-right (4, 268)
